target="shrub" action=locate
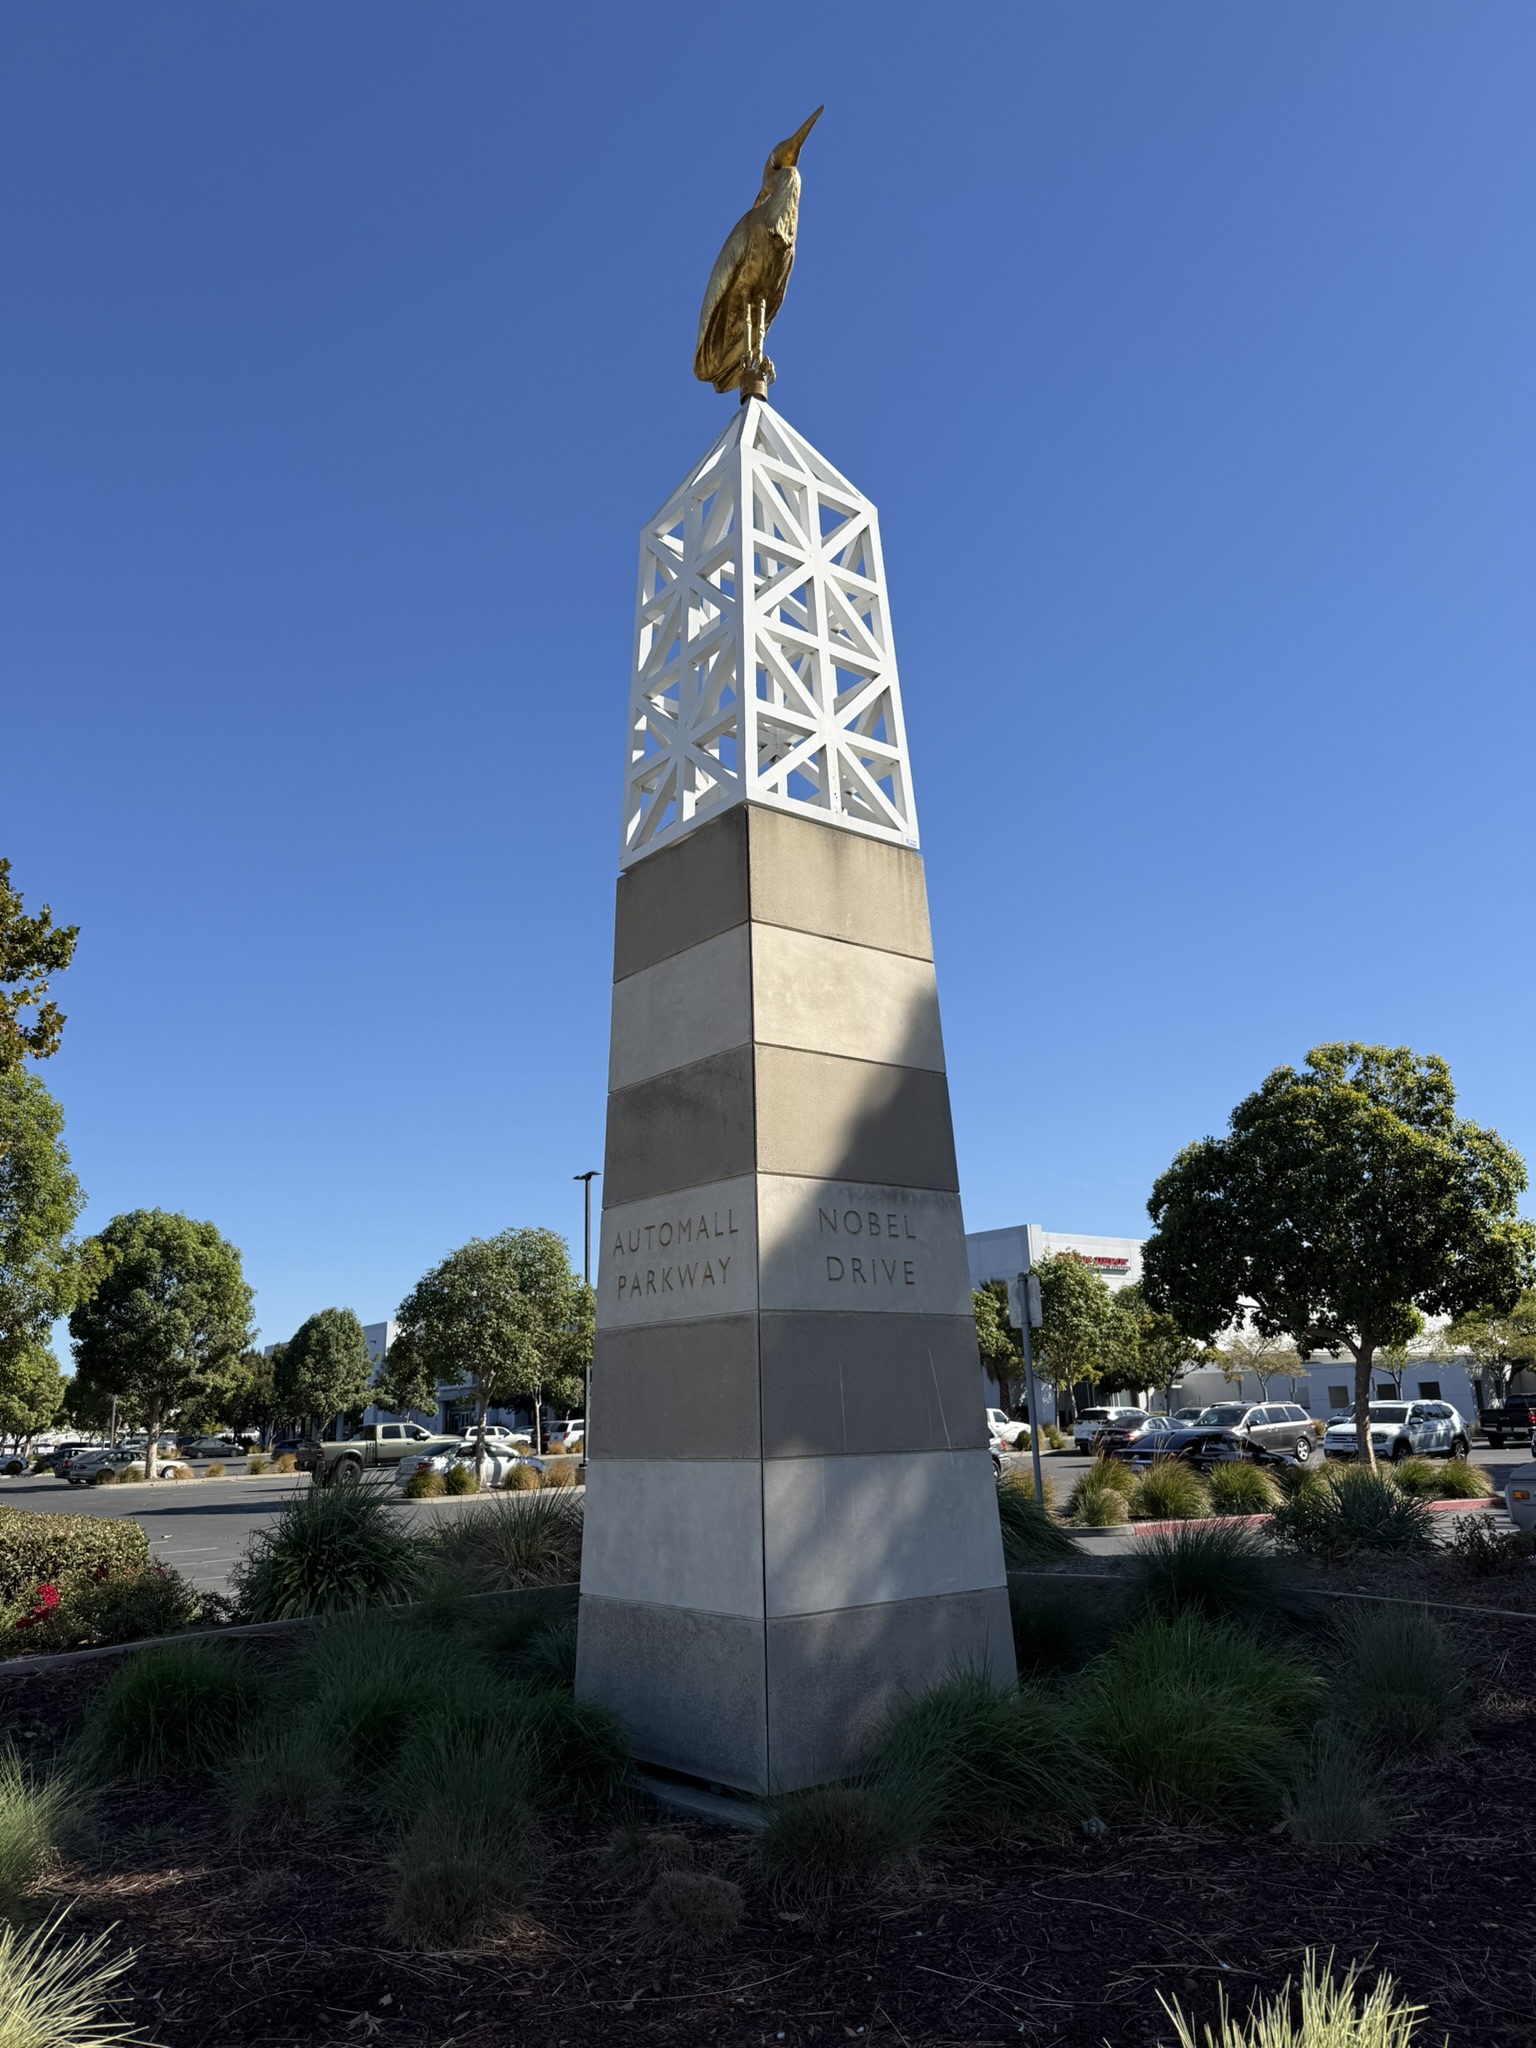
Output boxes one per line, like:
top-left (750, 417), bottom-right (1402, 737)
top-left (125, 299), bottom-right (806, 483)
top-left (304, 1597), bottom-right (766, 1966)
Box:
top-left (1330, 1607), bottom-right (1464, 1753)
top-left (633, 1870), bottom-right (742, 1951)
top-left (1273, 1462), bottom-right (1331, 1503)
top-left (1044, 1423), bottom-right (1068, 1451)
top-left (0, 1749), bottom-right (82, 1919)
top-left (1128, 1461), bottom-right (1210, 1522)
top-left (0, 1507), bottom-right (149, 1607)
top-left (389, 1746), bottom-right (541, 1947)
top-left (84, 1642), bottom-right (267, 1781)
top-left (404, 1468), bottom-right (446, 1499)
top-left (428, 1491), bottom-right (582, 1591)
top-left (1204, 1463), bottom-right (1283, 1516)
top-left (444, 1462), bottom-right (478, 1496)
top-left (753, 1785), bottom-right (903, 1907)
top-left (1272, 1468), bottom-right (1434, 1561)
top-left (1008, 1578), bottom-right (1119, 1678)
top-left (1282, 1727), bottom-right (1387, 1855)
top-left (1074, 1613), bottom-right (1322, 1825)
top-left (204, 1461), bottom-right (226, 1479)
top-left (1159, 1949), bottom-right (1425, 2048)
top-left (161, 1462), bottom-right (193, 1482)
top-left (22, 1562), bottom-right (205, 1654)
top-left (543, 1461), bottom-right (577, 1490)
top-left (510, 1616), bottom-right (578, 1690)
top-left (1445, 1514), bottom-right (1536, 1576)
top-left (1086, 1456), bottom-right (1136, 1498)
top-left (246, 1455), bottom-right (270, 1476)
top-left (1123, 1524), bottom-right (1313, 1630)
top-left (272, 1452), bottom-right (297, 1475)
top-left (1070, 1481), bottom-right (1129, 1528)
top-left (502, 1462), bottom-right (540, 1491)
top-left (226, 1720), bottom-right (345, 1847)
top-left (999, 1467), bottom-right (1057, 1510)
top-left (1437, 1457), bottom-right (1494, 1501)
top-left (407, 1679), bottom-right (629, 1808)
top-left (86, 1469), bottom-right (118, 1487)
top-left (867, 1670), bottom-right (1094, 1838)
top-left (603, 1822), bottom-right (694, 1888)
top-left (229, 1476), bottom-right (425, 1620)
top-left (0, 1915), bottom-right (150, 2046)
top-left (293, 1616), bottom-right (474, 1774)
top-left (1390, 1456), bottom-right (1440, 1498)
top-left (996, 1479), bottom-right (1075, 1565)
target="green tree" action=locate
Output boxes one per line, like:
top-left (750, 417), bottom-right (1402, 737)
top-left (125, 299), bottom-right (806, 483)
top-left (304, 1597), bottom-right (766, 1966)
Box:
top-left (69, 1210), bottom-right (254, 1479)
top-left (973, 1282), bottom-right (1021, 1409)
top-left (0, 858), bottom-right (78, 1071)
top-left (1031, 1253), bottom-right (1114, 1420)
top-left (1216, 1325), bottom-right (1305, 1401)
top-left (275, 1309), bottom-right (373, 1435)
top-left (1107, 1281), bottom-right (1210, 1406)
top-left (0, 1340), bottom-right (63, 1448)
top-left (393, 1228), bottom-right (588, 1466)
top-left (222, 1347), bottom-right (280, 1441)
top-left (1144, 1043), bottom-right (1536, 1468)
top-left (1, 1072), bottom-right (95, 1407)
top-left (1444, 1290), bottom-right (1536, 1410)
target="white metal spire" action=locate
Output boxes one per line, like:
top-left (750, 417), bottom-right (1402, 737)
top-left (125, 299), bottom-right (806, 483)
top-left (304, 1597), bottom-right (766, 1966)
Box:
top-left (619, 401), bottom-right (918, 869)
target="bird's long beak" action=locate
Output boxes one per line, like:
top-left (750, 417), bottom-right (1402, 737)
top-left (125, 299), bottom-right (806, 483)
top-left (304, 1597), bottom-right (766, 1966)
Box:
top-left (775, 105), bottom-right (823, 167)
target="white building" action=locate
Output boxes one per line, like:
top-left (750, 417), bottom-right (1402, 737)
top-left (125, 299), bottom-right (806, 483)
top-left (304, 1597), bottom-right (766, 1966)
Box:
top-left (966, 1223), bottom-right (1483, 1424)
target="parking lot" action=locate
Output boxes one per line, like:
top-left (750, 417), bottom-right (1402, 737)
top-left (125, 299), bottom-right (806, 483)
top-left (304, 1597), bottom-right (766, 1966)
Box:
top-left (0, 1463), bottom-right (547, 1593)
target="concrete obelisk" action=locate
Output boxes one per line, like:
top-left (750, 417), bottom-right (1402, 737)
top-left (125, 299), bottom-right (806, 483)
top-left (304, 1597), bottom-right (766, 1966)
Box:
top-left (575, 400), bottom-right (1013, 1795)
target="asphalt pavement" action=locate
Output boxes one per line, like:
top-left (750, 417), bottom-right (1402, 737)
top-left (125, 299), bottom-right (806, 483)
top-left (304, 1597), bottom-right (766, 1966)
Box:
top-left (1, 1441), bottom-right (1524, 1593)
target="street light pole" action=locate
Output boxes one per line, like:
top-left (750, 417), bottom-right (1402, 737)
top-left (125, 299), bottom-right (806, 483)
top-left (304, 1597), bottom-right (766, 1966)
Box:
top-left (574, 1171), bottom-right (599, 1462)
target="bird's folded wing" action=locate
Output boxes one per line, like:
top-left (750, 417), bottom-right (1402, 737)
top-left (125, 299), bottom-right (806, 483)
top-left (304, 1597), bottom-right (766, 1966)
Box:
top-left (693, 214), bottom-right (753, 387)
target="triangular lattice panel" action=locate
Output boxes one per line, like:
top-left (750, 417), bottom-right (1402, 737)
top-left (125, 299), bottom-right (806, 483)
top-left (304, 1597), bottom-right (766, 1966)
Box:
top-left (620, 401), bottom-right (918, 868)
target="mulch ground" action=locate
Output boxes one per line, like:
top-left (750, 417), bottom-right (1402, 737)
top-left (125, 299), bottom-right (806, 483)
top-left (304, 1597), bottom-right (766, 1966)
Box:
top-left (3, 1564), bottom-right (1536, 2048)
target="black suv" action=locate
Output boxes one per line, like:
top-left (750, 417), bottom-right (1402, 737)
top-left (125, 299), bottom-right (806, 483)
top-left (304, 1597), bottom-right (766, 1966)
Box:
top-left (1154, 1401), bottom-right (1316, 1468)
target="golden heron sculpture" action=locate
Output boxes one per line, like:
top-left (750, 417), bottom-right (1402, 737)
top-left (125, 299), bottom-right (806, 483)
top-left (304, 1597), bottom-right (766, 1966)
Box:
top-left (693, 107), bottom-right (823, 402)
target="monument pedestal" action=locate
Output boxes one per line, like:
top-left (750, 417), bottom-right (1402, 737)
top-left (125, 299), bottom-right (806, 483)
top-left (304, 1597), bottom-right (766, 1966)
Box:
top-left (575, 401), bottom-right (1013, 1795)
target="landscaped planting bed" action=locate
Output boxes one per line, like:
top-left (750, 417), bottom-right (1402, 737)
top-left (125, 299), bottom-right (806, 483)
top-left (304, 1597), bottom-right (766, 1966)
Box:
top-left (0, 1493), bottom-right (1533, 2047)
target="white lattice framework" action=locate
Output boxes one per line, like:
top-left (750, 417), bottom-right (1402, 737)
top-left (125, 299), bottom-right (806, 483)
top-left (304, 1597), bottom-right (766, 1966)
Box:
top-left (620, 400), bottom-right (918, 869)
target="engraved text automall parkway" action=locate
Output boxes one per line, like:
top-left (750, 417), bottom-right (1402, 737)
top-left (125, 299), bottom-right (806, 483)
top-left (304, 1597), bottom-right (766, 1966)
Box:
top-left (612, 1206), bottom-right (739, 1302)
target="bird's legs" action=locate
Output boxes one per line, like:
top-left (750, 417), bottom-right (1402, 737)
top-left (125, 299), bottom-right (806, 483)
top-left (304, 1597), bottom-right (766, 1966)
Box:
top-left (740, 298), bottom-right (774, 402)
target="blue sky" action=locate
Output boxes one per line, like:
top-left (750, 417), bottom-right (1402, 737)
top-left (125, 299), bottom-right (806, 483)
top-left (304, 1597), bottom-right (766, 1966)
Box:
top-left (5, 3), bottom-right (1532, 1349)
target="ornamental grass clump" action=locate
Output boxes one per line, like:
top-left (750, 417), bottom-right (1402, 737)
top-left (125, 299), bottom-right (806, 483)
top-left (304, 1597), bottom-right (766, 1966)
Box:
top-left (1330, 1607), bottom-right (1464, 1753)
top-left (404, 1467), bottom-right (446, 1499)
top-left (226, 1724), bottom-right (345, 1847)
top-left (230, 1474), bottom-right (425, 1619)
top-left (866, 1670), bottom-right (1095, 1840)
top-left (429, 1490), bottom-right (582, 1590)
top-left (1437, 1456), bottom-right (1494, 1500)
top-left (502, 1461), bottom-right (540, 1492)
top-left (407, 1679), bottom-right (629, 1808)
top-left (1008, 1577), bottom-right (1120, 1677)
top-left (633, 1870), bottom-right (743, 1952)
top-left (0, 1749), bottom-right (83, 1920)
top-left (389, 1748), bottom-right (543, 1949)
top-left (1204, 1462), bottom-right (1283, 1516)
top-left (1271, 1468), bottom-right (1434, 1561)
top-left (1075, 1612), bottom-right (1322, 1826)
top-left (1281, 1727), bottom-right (1388, 1856)
top-left (1127, 1460), bottom-right (1210, 1522)
top-left (1158, 1948), bottom-right (1427, 2048)
top-left (0, 1915), bottom-right (152, 2047)
top-left (444, 1462), bottom-right (477, 1496)
top-left (996, 1477), bottom-right (1075, 1565)
top-left (754, 1784), bottom-right (907, 1908)
top-left (1388, 1457), bottom-right (1440, 1498)
top-left (83, 1642), bottom-right (267, 1782)
top-left (293, 1615), bottom-right (472, 1773)
top-left (1123, 1524), bottom-right (1313, 1632)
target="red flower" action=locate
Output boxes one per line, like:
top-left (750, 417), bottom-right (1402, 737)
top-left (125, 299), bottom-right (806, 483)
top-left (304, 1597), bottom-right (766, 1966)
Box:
top-left (15, 1582), bottom-right (60, 1631)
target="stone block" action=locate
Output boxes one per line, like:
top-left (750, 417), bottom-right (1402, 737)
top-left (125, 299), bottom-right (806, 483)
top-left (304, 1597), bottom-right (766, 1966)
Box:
top-left (755, 1045), bottom-right (958, 1189)
top-left (597, 1175), bottom-right (756, 1328)
top-left (603, 1046), bottom-right (755, 1205)
top-left (757, 1176), bottom-right (973, 1316)
top-left (747, 807), bottom-right (932, 960)
top-left (580, 1458), bottom-right (765, 1616)
top-left (750, 923), bottom-right (945, 1072)
top-left (764, 1586), bottom-right (1016, 1790)
top-left (612, 807), bottom-right (749, 982)
top-left (577, 1595), bottom-right (767, 1792)
top-left (590, 1316), bottom-right (760, 1461)
top-left (758, 1311), bottom-right (984, 1458)
top-left (608, 925), bottom-right (752, 1090)
top-left (761, 1449), bottom-right (1006, 1616)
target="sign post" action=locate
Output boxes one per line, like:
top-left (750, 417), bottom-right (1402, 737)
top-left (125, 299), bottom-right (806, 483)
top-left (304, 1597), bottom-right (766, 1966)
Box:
top-left (1007, 1240), bottom-right (1046, 1503)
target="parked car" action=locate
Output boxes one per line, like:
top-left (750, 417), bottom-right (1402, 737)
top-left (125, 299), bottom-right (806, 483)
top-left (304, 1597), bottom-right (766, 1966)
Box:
top-left (1099, 1413), bottom-right (1179, 1460)
top-left (68, 1447), bottom-right (149, 1485)
top-left (181, 1435), bottom-right (242, 1458)
top-left (544, 1419), bottom-right (585, 1452)
top-left (1145, 1402), bottom-right (1316, 1468)
top-left (1323, 1400), bottom-right (1470, 1464)
top-left (394, 1443), bottom-right (519, 1490)
top-left (1170, 1407), bottom-right (1205, 1425)
top-left (986, 1408), bottom-right (1032, 1450)
top-left (1072, 1407), bottom-right (1146, 1452)
top-left (1478, 1393), bottom-right (1536, 1448)
top-left (1504, 1464), bottom-right (1536, 1532)
top-left (45, 1441), bottom-right (100, 1476)
top-left (298, 1420), bottom-right (456, 1484)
